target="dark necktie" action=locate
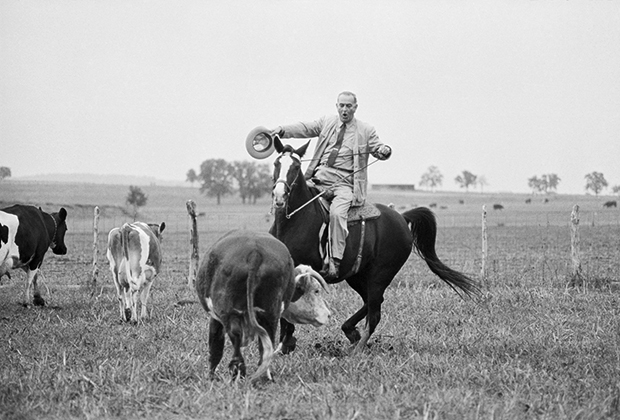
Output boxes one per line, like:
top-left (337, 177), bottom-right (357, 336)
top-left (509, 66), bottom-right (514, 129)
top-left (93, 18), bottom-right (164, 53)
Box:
top-left (326, 123), bottom-right (346, 167)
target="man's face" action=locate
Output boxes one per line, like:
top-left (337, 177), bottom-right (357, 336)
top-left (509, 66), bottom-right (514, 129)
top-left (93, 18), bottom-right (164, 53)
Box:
top-left (336, 94), bottom-right (357, 124)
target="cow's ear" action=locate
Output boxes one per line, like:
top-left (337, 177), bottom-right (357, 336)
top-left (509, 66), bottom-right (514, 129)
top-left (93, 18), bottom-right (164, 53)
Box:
top-left (59, 208), bottom-right (67, 221)
top-left (159, 222), bottom-right (166, 233)
top-left (291, 274), bottom-right (307, 302)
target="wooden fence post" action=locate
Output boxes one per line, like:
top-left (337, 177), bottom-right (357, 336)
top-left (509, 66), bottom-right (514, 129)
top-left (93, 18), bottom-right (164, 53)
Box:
top-left (186, 200), bottom-right (199, 287)
top-left (481, 204), bottom-right (488, 283)
top-left (570, 204), bottom-right (583, 286)
top-left (91, 206), bottom-right (100, 288)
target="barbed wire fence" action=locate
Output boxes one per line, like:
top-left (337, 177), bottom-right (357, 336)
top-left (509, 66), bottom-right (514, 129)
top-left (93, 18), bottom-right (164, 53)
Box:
top-left (62, 203), bottom-right (620, 292)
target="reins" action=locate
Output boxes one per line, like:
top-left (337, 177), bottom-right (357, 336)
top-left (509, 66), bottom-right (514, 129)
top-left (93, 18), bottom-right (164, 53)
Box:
top-left (283, 158), bottom-right (380, 219)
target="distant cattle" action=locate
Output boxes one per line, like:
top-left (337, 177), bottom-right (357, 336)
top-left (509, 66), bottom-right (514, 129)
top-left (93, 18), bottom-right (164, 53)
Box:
top-left (0, 205), bottom-right (68, 306)
top-left (525, 198), bottom-right (532, 204)
top-left (458, 200), bottom-right (465, 205)
top-left (107, 221), bottom-right (166, 323)
top-left (603, 200), bottom-right (617, 208)
top-left (196, 230), bottom-right (330, 381)
top-left (542, 198), bottom-right (549, 203)
top-left (429, 203), bottom-right (437, 208)
top-left (493, 204), bottom-right (504, 210)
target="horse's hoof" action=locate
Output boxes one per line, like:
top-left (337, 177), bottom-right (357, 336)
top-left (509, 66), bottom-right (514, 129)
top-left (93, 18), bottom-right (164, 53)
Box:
top-left (33, 296), bottom-right (45, 306)
top-left (344, 329), bottom-right (361, 344)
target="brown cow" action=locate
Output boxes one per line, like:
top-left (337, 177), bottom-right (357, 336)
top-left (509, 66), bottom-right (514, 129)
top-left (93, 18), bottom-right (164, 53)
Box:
top-left (196, 229), bottom-right (330, 381)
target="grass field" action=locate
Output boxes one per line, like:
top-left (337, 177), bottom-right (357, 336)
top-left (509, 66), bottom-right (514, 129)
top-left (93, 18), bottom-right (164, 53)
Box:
top-left (1, 180), bottom-right (619, 419)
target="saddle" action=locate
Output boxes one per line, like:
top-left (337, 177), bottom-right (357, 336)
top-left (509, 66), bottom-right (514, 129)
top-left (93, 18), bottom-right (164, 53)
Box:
top-left (316, 197), bottom-right (381, 223)
top-left (316, 196), bottom-right (381, 279)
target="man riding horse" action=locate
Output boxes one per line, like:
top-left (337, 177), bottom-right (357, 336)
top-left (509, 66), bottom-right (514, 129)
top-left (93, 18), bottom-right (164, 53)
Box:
top-left (271, 91), bottom-right (392, 280)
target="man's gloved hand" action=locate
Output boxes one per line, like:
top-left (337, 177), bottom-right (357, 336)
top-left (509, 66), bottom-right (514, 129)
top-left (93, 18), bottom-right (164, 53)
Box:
top-left (377, 145), bottom-right (392, 160)
top-left (270, 126), bottom-right (285, 139)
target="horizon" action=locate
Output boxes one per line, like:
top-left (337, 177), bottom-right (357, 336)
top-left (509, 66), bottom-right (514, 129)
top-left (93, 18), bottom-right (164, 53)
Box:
top-left (6, 171), bottom-right (620, 198)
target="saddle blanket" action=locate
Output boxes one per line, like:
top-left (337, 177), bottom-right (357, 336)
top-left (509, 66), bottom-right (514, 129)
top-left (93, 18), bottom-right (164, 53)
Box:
top-left (318, 198), bottom-right (381, 222)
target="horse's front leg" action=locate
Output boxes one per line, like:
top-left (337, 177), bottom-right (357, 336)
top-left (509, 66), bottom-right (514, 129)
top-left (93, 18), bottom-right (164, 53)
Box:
top-left (278, 318), bottom-right (297, 354)
top-left (341, 303), bottom-right (367, 344)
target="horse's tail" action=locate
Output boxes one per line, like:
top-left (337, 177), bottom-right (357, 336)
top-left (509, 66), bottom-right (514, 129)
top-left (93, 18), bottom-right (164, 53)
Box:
top-left (401, 207), bottom-right (480, 298)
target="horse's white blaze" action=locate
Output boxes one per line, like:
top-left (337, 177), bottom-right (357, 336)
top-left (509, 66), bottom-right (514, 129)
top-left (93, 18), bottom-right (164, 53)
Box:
top-left (272, 153), bottom-right (296, 204)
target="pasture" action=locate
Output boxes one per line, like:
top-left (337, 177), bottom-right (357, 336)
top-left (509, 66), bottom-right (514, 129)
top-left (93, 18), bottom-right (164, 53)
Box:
top-left (1, 180), bottom-right (619, 419)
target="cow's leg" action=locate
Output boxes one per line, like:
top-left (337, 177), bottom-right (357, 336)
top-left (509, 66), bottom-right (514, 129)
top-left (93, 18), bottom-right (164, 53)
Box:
top-left (208, 318), bottom-right (225, 378)
top-left (278, 318), bottom-right (297, 354)
top-left (228, 317), bottom-right (246, 379)
top-left (26, 269), bottom-right (45, 306)
top-left (129, 287), bottom-right (139, 324)
top-left (139, 277), bottom-right (154, 320)
top-left (122, 287), bottom-right (132, 322)
top-left (257, 314), bottom-right (278, 381)
top-left (111, 269), bottom-right (127, 322)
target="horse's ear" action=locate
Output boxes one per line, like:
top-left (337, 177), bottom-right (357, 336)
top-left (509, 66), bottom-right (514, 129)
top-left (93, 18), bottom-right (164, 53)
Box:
top-left (295, 140), bottom-right (311, 158)
top-left (274, 135), bottom-right (284, 153)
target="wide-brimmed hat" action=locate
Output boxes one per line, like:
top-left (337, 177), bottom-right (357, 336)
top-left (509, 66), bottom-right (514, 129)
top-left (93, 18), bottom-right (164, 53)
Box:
top-left (245, 126), bottom-right (276, 159)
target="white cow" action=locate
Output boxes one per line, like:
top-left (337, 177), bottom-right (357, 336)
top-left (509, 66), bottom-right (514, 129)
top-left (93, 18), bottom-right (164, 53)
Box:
top-left (106, 221), bottom-right (165, 323)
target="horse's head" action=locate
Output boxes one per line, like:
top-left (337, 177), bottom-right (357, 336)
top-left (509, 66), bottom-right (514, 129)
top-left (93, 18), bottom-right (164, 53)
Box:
top-left (272, 137), bottom-right (311, 209)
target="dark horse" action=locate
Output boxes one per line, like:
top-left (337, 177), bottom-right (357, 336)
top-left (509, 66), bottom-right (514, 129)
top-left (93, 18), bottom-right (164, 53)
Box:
top-left (269, 140), bottom-right (479, 353)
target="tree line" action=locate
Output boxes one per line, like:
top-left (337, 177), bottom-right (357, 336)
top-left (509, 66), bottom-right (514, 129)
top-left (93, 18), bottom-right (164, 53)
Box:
top-left (186, 159), bottom-right (272, 205)
top-left (418, 166), bottom-right (619, 196)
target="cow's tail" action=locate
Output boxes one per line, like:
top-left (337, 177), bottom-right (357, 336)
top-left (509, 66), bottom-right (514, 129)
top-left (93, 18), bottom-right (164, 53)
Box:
top-left (401, 207), bottom-right (480, 298)
top-left (120, 223), bottom-right (134, 281)
top-left (245, 249), bottom-right (274, 381)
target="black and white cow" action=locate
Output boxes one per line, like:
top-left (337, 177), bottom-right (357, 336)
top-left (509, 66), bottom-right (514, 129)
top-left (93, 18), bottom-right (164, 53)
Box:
top-left (106, 221), bottom-right (165, 323)
top-left (0, 205), bottom-right (68, 306)
top-left (196, 229), bottom-right (330, 381)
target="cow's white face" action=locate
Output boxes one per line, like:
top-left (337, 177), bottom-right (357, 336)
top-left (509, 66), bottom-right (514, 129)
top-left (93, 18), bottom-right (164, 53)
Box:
top-left (282, 265), bottom-right (331, 327)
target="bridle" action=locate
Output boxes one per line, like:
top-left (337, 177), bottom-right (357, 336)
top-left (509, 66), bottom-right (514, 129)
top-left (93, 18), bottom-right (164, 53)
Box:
top-left (272, 148), bottom-right (380, 219)
top-left (272, 154), bottom-right (301, 219)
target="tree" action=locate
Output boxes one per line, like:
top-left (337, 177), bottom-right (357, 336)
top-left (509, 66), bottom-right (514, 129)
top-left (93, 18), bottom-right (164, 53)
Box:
top-left (231, 161), bottom-right (259, 204)
top-left (612, 185), bottom-right (620, 196)
top-left (419, 165), bottom-right (443, 192)
top-left (197, 159), bottom-right (234, 205)
top-left (528, 175), bottom-right (542, 194)
top-left (186, 169), bottom-right (198, 187)
top-left (248, 163), bottom-right (273, 204)
top-left (545, 173), bottom-right (561, 192)
top-left (477, 175), bottom-right (489, 193)
top-left (528, 174), bottom-right (560, 194)
top-left (584, 172), bottom-right (608, 196)
top-left (0, 166), bottom-right (11, 181)
top-left (454, 170), bottom-right (477, 192)
top-left (126, 185), bottom-right (148, 219)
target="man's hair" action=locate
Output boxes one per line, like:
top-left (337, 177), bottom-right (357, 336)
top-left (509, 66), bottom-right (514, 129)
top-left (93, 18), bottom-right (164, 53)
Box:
top-left (337, 91), bottom-right (357, 104)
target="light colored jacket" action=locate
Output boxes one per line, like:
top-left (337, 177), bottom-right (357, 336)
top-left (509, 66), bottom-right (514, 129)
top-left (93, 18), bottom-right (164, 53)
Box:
top-left (281, 115), bottom-right (389, 206)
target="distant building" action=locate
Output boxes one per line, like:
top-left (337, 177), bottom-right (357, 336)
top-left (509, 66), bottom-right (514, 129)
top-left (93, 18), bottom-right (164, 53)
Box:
top-left (371, 184), bottom-right (416, 191)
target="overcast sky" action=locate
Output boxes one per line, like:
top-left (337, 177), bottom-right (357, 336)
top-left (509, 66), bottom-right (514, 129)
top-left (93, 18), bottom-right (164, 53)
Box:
top-left (1, 1), bottom-right (619, 194)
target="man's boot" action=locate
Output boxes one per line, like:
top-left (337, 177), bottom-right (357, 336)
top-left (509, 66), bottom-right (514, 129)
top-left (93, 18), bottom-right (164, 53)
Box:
top-left (325, 257), bottom-right (340, 281)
